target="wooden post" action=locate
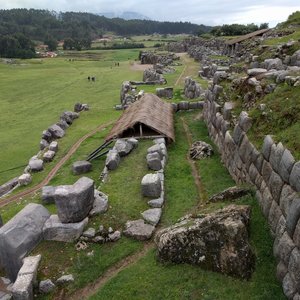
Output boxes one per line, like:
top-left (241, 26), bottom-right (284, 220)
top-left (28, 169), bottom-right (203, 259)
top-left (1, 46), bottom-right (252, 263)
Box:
top-left (139, 123), bottom-right (143, 137)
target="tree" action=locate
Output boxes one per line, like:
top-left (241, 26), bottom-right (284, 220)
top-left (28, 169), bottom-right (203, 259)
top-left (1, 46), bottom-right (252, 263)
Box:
top-left (259, 23), bottom-right (269, 30)
top-left (44, 38), bottom-right (58, 51)
top-left (63, 38), bottom-right (75, 50)
top-left (0, 33), bottom-right (35, 58)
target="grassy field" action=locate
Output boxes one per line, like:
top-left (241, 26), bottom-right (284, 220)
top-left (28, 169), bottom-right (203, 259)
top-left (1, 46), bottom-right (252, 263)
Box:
top-left (0, 49), bottom-right (142, 185)
top-left (0, 45), bottom-right (284, 299)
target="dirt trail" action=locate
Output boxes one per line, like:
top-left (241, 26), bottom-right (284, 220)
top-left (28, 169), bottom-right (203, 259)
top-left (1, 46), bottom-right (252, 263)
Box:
top-left (181, 117), bottom-right (208, 203)
top-left (0, 121), bottom-right (113, 208)
top-left (66, 242), bottom-right (154, 300)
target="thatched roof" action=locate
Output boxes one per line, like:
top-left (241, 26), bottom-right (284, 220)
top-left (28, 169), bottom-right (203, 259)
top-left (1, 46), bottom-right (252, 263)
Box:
top-left (106, 93), bottom-right (175, 142)
top-left (226, 29), bottom-right (270, 46)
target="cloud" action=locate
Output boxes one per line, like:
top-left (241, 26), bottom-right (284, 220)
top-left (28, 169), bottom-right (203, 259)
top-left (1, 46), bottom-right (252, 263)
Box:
top-left (0, 0), bottom-right (299, 26)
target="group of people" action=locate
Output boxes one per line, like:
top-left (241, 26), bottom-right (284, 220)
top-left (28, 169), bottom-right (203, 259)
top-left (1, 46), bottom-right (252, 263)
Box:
top-left (87, 76), bottom-right (96, 82)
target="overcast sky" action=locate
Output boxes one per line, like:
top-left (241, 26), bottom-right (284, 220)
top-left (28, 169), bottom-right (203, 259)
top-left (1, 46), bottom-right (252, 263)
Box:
top-left (0, 0), bottom-right (299, 27)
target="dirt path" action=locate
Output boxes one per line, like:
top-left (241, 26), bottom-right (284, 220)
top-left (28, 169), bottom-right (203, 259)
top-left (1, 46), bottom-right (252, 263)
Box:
top-left (66, 242), bottom-right (154, 300)
top-left (181, 117), bottom-right (208, 204)
top-left (0, 121), bottom-right (113, 208)
top-left (129, 62), bottom-right (152, 71)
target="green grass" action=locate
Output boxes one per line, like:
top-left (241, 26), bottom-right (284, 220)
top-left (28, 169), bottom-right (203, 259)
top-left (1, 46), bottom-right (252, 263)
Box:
top-left (183, 112), bottom-right (235, 197)
top-left (0, 49), bottom-right (143, 186)
top-left (247, 84), bottom-right (300, 160)
top-left (91, 113), bottom-right (284, 300)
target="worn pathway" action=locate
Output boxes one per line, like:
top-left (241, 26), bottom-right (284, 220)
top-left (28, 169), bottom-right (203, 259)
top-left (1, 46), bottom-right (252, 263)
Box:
top-left (0, 121), bottom-right (113, 208)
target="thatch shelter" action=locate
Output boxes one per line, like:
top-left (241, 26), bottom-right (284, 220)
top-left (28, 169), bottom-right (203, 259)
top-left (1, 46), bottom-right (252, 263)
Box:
top-left (224, 28), bottom-right (270, 55)
top-left (106, 93), bottom-right (175, 143)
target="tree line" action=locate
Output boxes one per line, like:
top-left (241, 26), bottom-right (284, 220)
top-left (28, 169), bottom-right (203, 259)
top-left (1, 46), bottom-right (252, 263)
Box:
top-left (210, 23), bottom-right (269, 36)
top-left (0, 8), bottom-right (210, 41)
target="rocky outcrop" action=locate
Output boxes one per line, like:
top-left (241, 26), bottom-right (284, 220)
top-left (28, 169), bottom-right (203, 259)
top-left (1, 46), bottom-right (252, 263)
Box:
top-left (184, 77), bottom-right (202, 99)
top-left (140, 51), bottom-right (179, 66)
top-left (143, 68), bottom-right (166, 84)
top-left (0, 204), bottom-right (50, 281)
top-left (155, 205), bottom-right (254, 279)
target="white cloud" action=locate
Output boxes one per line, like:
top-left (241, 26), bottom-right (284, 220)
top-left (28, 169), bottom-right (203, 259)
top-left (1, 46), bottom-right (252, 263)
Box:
top-left (0, 0), bottom-right (299, 26)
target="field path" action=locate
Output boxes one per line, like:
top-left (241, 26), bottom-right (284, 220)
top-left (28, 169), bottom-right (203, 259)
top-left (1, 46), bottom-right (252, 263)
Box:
top-left (65, 242), bottom-right (154, 300)
top-left (181, 116), bottom-right (208, 203)
top-left (0, 121), bottom-right (113, 208)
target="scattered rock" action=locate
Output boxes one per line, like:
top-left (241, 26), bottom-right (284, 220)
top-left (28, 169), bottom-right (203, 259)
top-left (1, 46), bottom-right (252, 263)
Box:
top-left (124, 219), bottom-right (156, 241)
top-left (82, 228), bottom-right (96, 238)
top-left (189, 141), bottom-right (213, 160)
top-left (108, 231), bottom-right (121, 242)
top-left (72, 161), bottom-right (92, 175)
top-left (43, 150), bottom-right (56, 162)
top-left (39, 279), bottom-right (55, 294)
top-left (142, 208), bottom-right (162, 226)
top-left (155, 205), bottom-right (255, 279)
top-left (18, 174), bottom-right (32, 186)
top-left (247, 68), bottom-right (267, 76)
top-left (56, 274), bottom-right (74, 285)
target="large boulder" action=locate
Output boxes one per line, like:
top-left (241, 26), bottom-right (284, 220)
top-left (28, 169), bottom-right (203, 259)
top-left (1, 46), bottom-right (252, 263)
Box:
top-left (18, 174), bottom-right (32, 186)
top-left (49, 141), bottom-right (58, 153)
top-left (147, 152), bottom-right (162, 171)
top-left (124, 219), bottom-right (156, 241)
top-left (0, 204), bottom-right (50, 281)
top-left (142, 208), bottom-right (162, 226)
top-left (155, 205), bottom-right (255, 279)
top-left (72, 161), bottom-right (92, 175)
top-left (43, 215), bottom-right (88, 242)
top-left (141, 174), bottom-right (162, 198)
top-left (28, 157), bottom-right (44, 172)
top-left (54, 177), bottom-right (94, 223)
top-left (12, 255), bottom-right (41, 300)
top-left (43, 150), bottom-right (56, 162)
top-left (105, 150), bottom-right (120, 170)
top-left (41, 186), bottom-right (56, 204)
top-left (89, 190), bottom-right (108, 216)
top-left (114, 139), bottom-right (133, 157)
top-left (48, 124), bottom-right (65, 139)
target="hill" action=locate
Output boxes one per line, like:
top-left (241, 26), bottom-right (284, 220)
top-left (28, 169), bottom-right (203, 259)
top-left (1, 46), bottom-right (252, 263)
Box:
top-left (0, 8), bottom-right (211, 42)
top-left (98, 11), bottom-right (150, 20)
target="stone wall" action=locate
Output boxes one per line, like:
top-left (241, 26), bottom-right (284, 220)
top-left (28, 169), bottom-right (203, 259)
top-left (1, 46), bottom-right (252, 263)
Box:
top-left (203, 87), bottom-right (300, 299)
